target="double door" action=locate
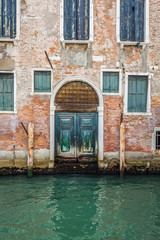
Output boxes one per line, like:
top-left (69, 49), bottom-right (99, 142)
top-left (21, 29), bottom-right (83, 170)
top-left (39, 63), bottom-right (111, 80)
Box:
top-left (55, 113), bottom-right (98, 159)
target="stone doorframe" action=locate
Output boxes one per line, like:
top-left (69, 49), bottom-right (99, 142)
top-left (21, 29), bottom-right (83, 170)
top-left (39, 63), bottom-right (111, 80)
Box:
top-left (50, 77), bottom-right (104, 167)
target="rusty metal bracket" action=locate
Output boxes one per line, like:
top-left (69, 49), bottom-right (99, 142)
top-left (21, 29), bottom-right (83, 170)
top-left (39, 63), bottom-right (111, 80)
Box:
top-left (21, 122), bottom-right (28, 135)
top-left (45, 51), bottom-right (53, 70)
top-left (121, 112), bottom-right (123, 124)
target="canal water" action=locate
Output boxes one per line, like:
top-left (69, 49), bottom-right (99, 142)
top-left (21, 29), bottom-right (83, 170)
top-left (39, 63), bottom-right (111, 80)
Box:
top-left (0, 175), bottom-right (160, 240)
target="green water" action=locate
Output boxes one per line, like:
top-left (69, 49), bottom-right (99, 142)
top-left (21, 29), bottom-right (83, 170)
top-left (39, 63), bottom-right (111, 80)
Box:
top-left (0, 175), bottom-right (160, 240)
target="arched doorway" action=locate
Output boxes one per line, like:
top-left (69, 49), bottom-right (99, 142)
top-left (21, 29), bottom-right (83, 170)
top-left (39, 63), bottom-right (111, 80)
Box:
top-left (50, 78), bottom-right (104, 166)
top-left (55, 81), bottom-right (99, 161)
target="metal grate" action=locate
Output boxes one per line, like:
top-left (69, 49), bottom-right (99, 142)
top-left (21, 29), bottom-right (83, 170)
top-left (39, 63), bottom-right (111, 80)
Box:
top-left (156, 131), bottom-right (160, 150)
top-left (55, 81), bottom-right (99, 111)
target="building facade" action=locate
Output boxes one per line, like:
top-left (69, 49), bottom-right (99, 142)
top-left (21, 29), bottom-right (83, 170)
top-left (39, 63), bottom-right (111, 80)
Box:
top-left (0, 0), bottom-right (160, 172)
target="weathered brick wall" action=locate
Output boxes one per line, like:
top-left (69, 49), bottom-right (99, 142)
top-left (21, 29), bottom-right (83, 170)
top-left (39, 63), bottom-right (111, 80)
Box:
top-left (0, 0), bottom-right (159, 163)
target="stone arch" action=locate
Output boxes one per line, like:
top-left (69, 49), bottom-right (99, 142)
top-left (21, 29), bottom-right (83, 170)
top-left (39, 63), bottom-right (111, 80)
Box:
top-left (50, 77), bottom-right (104, 167)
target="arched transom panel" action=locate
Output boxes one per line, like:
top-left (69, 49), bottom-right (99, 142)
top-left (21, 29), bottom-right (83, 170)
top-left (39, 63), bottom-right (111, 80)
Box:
top-left (55, 81), bottom-right (99, 111)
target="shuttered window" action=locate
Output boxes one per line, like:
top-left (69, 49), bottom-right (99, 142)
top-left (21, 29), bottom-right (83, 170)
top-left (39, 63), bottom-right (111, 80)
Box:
top-left (103, 72), bottom-right (119, 93)
top-left (0, 0), bottom-right (16, 38)
top-left (34, 71), bottom-right (51, 93)
top-left (0, 73), bottom-right (14, 111)
top-left (64, 0), bottom-right (89, 40)
top-left (120, 0), bottom-right (144, 42)
top-left (128, 75), bottom-right (148, 112)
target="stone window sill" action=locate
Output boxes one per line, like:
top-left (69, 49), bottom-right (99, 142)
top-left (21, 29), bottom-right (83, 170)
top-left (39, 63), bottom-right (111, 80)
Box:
top-left (0, 111), bottom-right (17, 114)
top-left (61, 39), bottom-right (93, 48)
top-left (0, 37), bottom-right (19, 43)
top-left (118, 41), bottom-right (149, 49)
top-left (124, 112), bottom-right (152, 116)
top-left (102, 93), bottom-right (121, 96)
top-left (30, 92), bottom-right (51, 95)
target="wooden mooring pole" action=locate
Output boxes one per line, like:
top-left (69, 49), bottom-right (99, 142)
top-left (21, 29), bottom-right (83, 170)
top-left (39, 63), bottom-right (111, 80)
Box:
top-left (27, 123), bottom-right (34, 177)
top-left (120, 122), bottom-right (125, 176)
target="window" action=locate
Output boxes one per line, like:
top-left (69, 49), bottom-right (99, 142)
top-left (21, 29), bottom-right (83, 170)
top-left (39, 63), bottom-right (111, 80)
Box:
top-left (152, 128), bottom-right (160, 151)
top-left (64, 0), bottom-right (89, 40)
top-left (0, 0), bottom-right (16, 38)
top-left (103, 72), bottom-right (119, 93)
top-left (128, 75), bottom-right (148, 112)
top-left (156, 131), bottom-right (160, 150)
top-left (0, 73), bottom-right (14, 111)
top-left (116, 0), bottom-right (149, 43)
top-left (120, 0), bottom-right (144, 42)
top-left (34, 71), bottom-right (51, 93)
top-left (101, 68), bottom-right (122, 95)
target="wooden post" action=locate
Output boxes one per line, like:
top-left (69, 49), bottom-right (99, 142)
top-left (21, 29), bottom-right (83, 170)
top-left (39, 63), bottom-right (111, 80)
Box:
top-left (120, 122), bottom-right (125, 175)
top-left (27, 123), bottom-right (34, 177)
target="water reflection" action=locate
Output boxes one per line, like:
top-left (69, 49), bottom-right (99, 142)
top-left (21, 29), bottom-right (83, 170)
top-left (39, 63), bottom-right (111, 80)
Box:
top-left (0, 175), bottom-right (160, 240)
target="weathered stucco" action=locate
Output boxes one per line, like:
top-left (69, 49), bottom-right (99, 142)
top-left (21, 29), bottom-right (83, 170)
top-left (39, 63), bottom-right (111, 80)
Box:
top-left (0, 0), bottom-right (160, 173)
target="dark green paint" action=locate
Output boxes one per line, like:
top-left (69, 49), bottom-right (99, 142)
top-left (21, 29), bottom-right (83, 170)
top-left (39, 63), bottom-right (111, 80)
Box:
top-left (55, 113), bottom-right (98, 159)
top-left (60, 130), bottom-right (71, 152)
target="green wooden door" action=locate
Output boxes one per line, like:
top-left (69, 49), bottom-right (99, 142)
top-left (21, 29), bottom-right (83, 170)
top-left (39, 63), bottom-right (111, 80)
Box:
top-left (55, 113), bottom-right (98, 160)
top-left (55, 113), bottom-right (76, 157)
top-left (77, 113), bottom-right (98, 157)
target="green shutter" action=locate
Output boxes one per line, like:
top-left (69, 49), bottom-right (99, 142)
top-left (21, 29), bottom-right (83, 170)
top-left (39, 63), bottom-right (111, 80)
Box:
top-left (0, 73), bottom-right (14, 111)
top-left (128, 76), bottom-right (148, 112)
top-left (34, 71), bottom-right (51, 92)
top-left (103, 72), bottom-right (119, 93)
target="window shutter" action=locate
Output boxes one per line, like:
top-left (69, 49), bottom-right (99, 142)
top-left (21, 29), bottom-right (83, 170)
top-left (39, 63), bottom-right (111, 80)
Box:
top-left (0, 0), bottom-right (16, 38)
top-left (128, 76), bottom-right (147, 112)
top-left (64, 0), bottom-right (76, 40)
top-left (128, 76), bottom-right (137, 112)
top-left (34, 71), bottom-right (51, 92)
top-left (135, 0), bottom-right (144, 42)
top-left (77, 0), bottom-right (89, 40)
top-left (103, 72), bottom-right (119, 93)
top-left (120, 0), bottom-right (132, 41)
top-left (3, 74), bottom-right (14, 111)
top-left (137, 76), bottom-right (147, 112)
top-left (9, 0), bottom-right (17, 38)
top-left (1, 0), bottom-right (6, 37)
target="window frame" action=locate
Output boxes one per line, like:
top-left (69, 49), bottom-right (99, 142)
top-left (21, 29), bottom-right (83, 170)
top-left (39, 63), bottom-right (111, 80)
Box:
top-left (152, 127), bottom-right (160, 151)
top-left (100, 67), bottom-right (122, 96)
top-left (32, 69), bottom-right (53, 95)
top-left (116, 0), bottom-right (149, 45)
top-left (0, 0), bottom-right (20, 42)
top-left (60, 0), bottom-right (93, 44)
top-left (0, 70), bottom-right (16, 114)
top-left (124, 72), bottom-right (151, 115)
